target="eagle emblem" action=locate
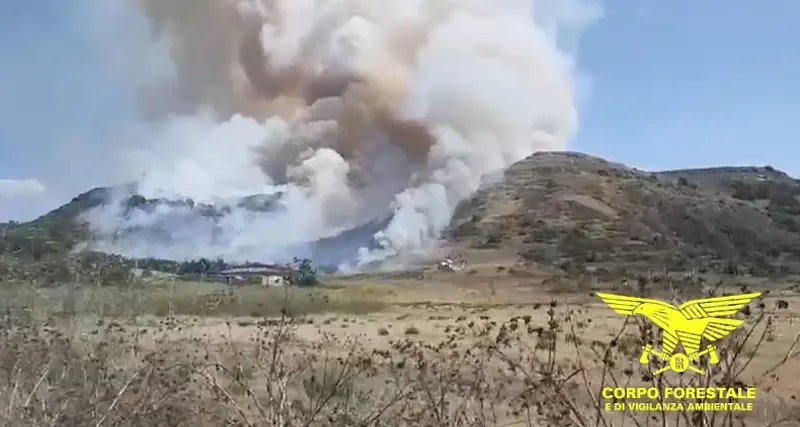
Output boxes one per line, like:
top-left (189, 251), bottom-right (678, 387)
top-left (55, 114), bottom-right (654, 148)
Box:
top-left (596, 292), bottom-right (761, 375)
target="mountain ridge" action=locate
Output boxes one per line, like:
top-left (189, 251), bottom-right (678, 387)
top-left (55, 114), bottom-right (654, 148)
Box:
top-left (3, 151), bottom-right (799, 277)
top-left (445, 151), bottom-right (800, 277)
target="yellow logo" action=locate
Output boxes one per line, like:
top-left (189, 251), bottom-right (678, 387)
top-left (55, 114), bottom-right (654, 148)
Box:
top-left (596, 292), bottom-right (761, 375)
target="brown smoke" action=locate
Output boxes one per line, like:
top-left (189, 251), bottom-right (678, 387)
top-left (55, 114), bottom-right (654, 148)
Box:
top-left (91, 0), bottom-right (590, 265)
top-left (136, 0), bottom-right (435, 168)
top-left (136, 0), bottom-right (243, 117)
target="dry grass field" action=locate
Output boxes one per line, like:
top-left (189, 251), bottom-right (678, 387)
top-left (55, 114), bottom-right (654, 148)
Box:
top-left (2, 264), bottom-right (800, 426)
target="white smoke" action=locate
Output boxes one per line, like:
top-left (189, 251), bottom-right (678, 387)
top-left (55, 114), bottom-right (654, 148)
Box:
top-left (83, 0), bottom-right (601, 268)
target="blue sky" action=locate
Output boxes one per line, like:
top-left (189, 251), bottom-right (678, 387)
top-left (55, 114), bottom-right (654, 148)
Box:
top-left (0, 0), bottom-right (798, 221)
top-left (574, 0), bottom-right (799, 174)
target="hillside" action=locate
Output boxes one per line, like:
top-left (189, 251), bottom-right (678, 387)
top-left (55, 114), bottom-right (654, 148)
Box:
top-left (446, 152), bottom-right (800, 276)
top-left (3, 151), bottom-right (800, 278)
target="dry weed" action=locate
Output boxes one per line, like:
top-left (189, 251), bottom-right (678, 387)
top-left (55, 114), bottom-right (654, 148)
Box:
top-left (0, 281), bottom-right (798, 426)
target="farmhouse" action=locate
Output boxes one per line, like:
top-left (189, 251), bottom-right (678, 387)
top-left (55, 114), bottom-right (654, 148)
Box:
top-left (217, 263), bottom-right (298, 287)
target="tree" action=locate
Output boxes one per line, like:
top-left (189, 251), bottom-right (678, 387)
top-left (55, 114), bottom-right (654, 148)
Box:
top-left (292, 257), bottom-right (319, 287)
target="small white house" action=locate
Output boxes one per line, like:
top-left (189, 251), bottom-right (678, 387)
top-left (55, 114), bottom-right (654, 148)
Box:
top-left (262, 275), bottom-right (288, 287)
top-left (219, 264), bottom-right (297, 287)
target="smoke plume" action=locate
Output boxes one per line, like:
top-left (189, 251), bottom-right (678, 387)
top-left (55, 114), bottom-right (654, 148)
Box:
top-left (83, 0), bottom-right (600, 268)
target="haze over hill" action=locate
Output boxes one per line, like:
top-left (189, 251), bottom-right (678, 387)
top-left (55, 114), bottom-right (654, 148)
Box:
top-left (3, 152), bottom-right (799, 278)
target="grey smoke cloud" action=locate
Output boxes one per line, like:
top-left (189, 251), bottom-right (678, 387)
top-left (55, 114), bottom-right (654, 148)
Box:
top-left (82, 0), bottom-right (601, 267)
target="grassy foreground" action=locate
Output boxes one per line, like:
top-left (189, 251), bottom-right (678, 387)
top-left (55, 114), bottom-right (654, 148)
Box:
top-left (0, 279), bottom-right (799, 426)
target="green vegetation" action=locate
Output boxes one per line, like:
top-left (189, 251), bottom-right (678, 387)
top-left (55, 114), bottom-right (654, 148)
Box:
top-left (0, 186), bottom-right (327, 288)
top-left (293, 257), bottom-right (320, 286)
top-left (0, 282), bottom-right (384, 319)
